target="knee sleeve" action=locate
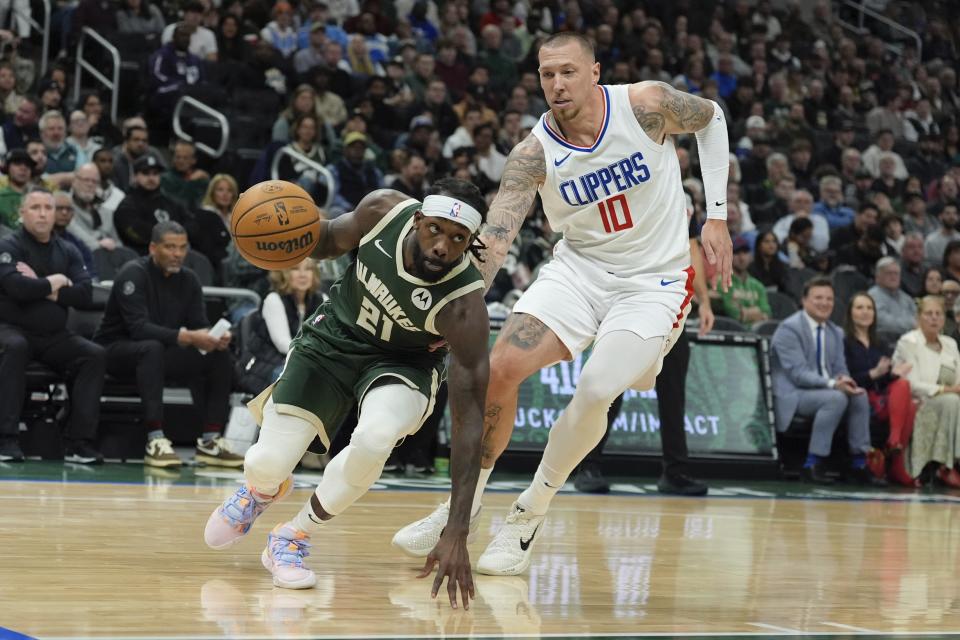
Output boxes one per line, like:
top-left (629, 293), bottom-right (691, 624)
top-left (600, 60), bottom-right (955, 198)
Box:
top-left (316, 384), bottom-right (425, 515)
top-left (339, 428), bottom-right (395, 488)
top-left (244, 398), bottom-right (318, 493)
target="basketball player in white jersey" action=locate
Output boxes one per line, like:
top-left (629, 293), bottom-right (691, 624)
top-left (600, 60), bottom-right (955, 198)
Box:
top-left (393, 32), bottom-right (732, 576)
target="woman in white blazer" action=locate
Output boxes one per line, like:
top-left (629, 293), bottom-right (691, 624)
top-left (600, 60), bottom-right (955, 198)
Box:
top-left (893, 295), bottom-right (960, 487)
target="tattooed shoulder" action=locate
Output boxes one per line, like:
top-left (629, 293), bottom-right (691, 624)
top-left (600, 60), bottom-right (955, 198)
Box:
top-left (632, 81), bottom-right (715, 136)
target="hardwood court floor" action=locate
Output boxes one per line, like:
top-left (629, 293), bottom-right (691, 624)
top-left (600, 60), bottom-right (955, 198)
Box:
top-left (3, 469), bottom-right (960, 639)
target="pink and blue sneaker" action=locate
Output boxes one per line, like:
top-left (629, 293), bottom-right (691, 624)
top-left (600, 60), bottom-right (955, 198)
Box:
top-left (261, 523), bottom-right (317, 589)
top-left (204, 476), bottom-right (294, 550)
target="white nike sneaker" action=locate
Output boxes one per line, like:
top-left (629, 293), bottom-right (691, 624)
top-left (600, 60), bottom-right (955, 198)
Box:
top-left (476, 502), bottom-right (545, 576)
top-left (391, 501), bottom-right (481, 557)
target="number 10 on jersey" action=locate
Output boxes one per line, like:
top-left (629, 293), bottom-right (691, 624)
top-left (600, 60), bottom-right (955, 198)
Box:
top-left (598, 193), bottom-right (634, 233)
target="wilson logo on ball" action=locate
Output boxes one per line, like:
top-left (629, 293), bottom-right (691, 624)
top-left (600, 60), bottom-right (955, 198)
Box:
top-left (261, 183), bottom-right (283, 193)
top-left (256, 231), bottom-right (314, 254)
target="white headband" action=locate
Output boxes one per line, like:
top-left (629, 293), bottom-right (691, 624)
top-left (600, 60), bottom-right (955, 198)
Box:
top-left (421, 194), bottom-right (482, 234)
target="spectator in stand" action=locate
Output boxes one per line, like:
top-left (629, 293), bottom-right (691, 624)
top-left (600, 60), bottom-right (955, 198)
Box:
top-left (908, 133), bottom-right (948, 186)
top-left (899, 233), bottom-right (926, 298)
top-left (160, 139), bottom-right (210, 210)
top-left (53, 190), bottom-right (95, 275)
top-left (67, 162), bottom-right (122, 254)
top-left (40, 111), bottom-right (77, 175)
top-left (752, 174), bottom-right (794, 228)
top-left (0, 189), bottom-right (106, 464)
top-left (866, 91), bottom-right (906, 140)
top-left (870, 257), bottom-right (919, 337)
top-left (872, 153), bottom-right (906, 203)
top-left (307, 67), bottom-right (347, 128)
top-left (91, 149), bottom-right (125, 222)
top-left (261, 1), bottom-right (298, 59)
top-left (925, 202), bottom-right (960, 266)
top-left (294, 21), bottom-right (327, 75)
top-left (112, 125), bottom-right (152, 192)
top-left (471, 122), bottom-right (506, 184)
top-left (327, 131), bottom-right (382, 215)
top-left (414, 80), bottom-right (459, 139)
top-left (0, 62), bottom-right (24, 117)
top-left (26, 139), bottom-right (71, 191)
top-left (814, 175), bottom-right (855, 230)
top-left (216, 14), bottom-right (246, 63)
top-left (882, 214), bottom-right (905, 256)
top-left (842, 292), bottom-right (914, 477)
top-left (79, 93), bottom-right (121, 148)
top-left (114, 154), bottom-right (190, 254)
top-left (943, 241), bottom-right (960, 284)
top-left (943, 279), bottom-right (960, 338)
top-left (836, 224), bottom-right (887, 280)
top-left (863, 129), bottom-right (908, 180)
top-left (387, 152), bottom-right (427, 202)
top-left (831, 203), bottom-right (878, 251)
top-left (66, 110), bottom-right (101, 168)
top-left (721, 237), bottom-right (770, 324)
top-left (773, 189), bottom-right (829, 254)
top-left (0, 149), bottom-right (35, 229)
top-left (147, 24), bottom-right (205, 144)
top-left (903, 192), bottom-right (940, 238)
top-left (750, 230), bottom-right (788, 292)
top-left (1, 97), bottom-right (39, 155)
top-left (442, 104), bottom-right (481, 159)
top-left (817, 120), bottom-right (856, 171)
top-left (160, 1), bottom-right (218, 61)
top-left (783, 217), bottom-right (815, 269)
top-left (94, 220), bottom-right (241, 469)
top-left (116, 0), bottom-right (165, 36)
top-left (770, 277), bottom-right (881, 485)
top-left (892, 296), bottom-right (960, 488)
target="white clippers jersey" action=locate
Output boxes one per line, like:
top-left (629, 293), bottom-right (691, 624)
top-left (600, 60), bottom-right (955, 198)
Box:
top-left (531, 84), bottom-right (689, 277)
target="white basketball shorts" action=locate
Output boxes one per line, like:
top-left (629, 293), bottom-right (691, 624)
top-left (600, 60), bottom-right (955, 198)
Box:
top-left (511, 240), bottom-right (694, 364)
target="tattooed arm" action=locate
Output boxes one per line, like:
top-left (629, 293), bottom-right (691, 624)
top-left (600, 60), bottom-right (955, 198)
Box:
top-left (628, 81), bottom-right (717, 141)
top-left (629, 81), bottom-right (733, 290)
top-left (475, 134), bottom-right (546, 289)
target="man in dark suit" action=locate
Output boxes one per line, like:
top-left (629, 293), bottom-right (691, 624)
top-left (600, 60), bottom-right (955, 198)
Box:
top-left (770, 276), bottom-right (884, 485)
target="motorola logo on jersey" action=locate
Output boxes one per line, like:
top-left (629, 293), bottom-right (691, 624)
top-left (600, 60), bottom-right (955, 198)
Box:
top-left (558, 151), bottom-right (651, 207)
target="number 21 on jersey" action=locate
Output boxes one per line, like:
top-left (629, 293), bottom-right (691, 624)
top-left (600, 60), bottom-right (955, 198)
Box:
top-left (356, 296), bottom-right (393, 341)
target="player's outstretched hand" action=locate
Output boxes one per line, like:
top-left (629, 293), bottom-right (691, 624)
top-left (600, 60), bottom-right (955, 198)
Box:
top-left (416, 531), bottom-right (474, 610)
top-left (701, 219), bottom-right (732, 292)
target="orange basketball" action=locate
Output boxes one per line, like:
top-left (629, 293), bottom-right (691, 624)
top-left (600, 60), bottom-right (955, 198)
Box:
top-left (230, 180), bottom-right (321, 270)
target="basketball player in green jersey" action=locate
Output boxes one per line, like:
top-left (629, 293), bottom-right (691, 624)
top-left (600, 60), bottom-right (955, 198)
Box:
top-left (204, 178), bottom-right (489, 609)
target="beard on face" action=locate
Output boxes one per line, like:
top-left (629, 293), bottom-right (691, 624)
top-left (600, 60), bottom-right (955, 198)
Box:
top-left (410, 236), bottom-right (455, 282)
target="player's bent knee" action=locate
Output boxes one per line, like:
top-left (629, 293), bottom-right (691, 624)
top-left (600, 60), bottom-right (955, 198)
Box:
top-left (244, 443), bottom-right (297, 489)
top-left (342, 429), bottom-right (394, 487)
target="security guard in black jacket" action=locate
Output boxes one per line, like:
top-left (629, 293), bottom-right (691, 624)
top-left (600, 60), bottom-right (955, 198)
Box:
top-left (0, 189), bottom-right (106, 463)
top-left (113, 154), bottom-right (191, 255)
top-left (94, 220), bottom-right (242, 469)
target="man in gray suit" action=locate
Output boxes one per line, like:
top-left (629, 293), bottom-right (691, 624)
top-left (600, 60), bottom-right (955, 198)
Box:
top-left (770, 276), bottom-right (885, 485)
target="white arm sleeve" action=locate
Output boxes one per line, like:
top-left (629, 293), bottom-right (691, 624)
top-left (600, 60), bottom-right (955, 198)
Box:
top-left (262, 292), bottom-right (293, 355)
top-left (695, 100), bottom-right (731, 221)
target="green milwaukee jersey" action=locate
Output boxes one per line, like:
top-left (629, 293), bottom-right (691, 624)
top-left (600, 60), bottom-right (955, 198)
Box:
top-left (300, 198), bottom-right (484, 355)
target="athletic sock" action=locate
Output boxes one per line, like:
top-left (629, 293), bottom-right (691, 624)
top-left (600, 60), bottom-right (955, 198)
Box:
top-left (291, 495), bottom-right (328, 535)
top-left (202, 424), bottom-right (223, 443)
top-left (804, 453), bottom-right (822, 468)
top-left (147, 429), bottom-right (164, 442)
top-left (850, 453), bottom-right (866, 470)
top-left (517, 464), bottom-right (565, 516)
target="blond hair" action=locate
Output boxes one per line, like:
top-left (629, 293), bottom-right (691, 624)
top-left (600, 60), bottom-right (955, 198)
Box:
top-left (202, 173), bottom-right (239, 211)
top-left (268, 258), bottom-right (321, 295)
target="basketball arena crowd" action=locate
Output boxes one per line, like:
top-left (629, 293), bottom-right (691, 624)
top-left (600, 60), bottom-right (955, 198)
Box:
top-left (1, 0), bottom-right (960, 489)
